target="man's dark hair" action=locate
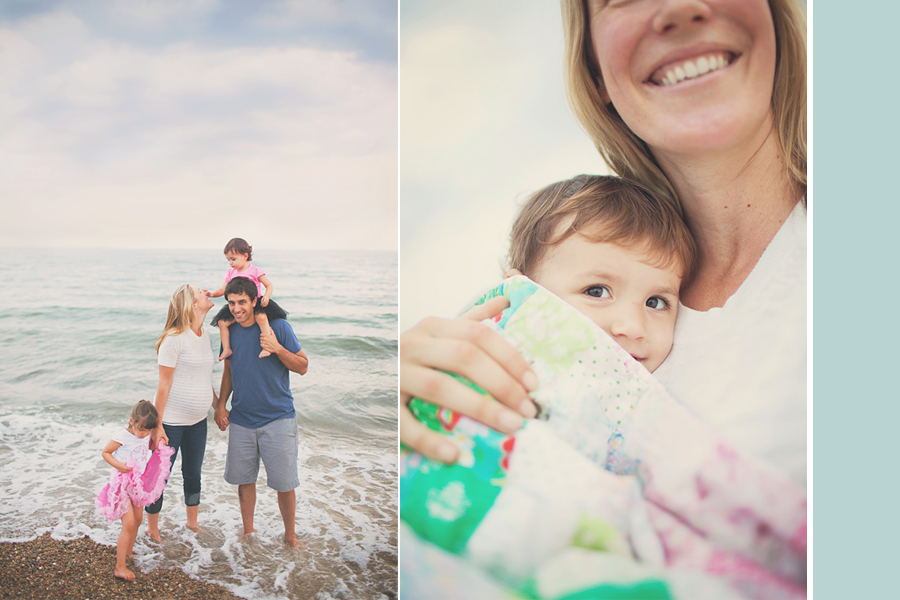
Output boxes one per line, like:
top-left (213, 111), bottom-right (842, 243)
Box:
top-left (224, 276), bottom-right (258, 302)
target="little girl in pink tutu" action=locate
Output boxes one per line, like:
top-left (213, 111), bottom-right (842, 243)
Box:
top-left (95, 400), bottom-right (174, 581)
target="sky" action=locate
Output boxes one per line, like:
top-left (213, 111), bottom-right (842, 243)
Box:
top-left (0, 0), bottom-right (397, 251)
top-left (399, 0), bottom-right (608, 331)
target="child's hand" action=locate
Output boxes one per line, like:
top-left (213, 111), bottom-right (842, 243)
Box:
top-left (116, 464), bottom-right (133, 474)
top-left (261, 295), bottom-right (270, 307)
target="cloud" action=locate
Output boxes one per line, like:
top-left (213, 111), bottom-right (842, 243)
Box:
top-left (0, 2), bottom-right (397, 251)
top-left (0, 0), bottom-right (397, 61)
top-left (398, 1), bottom-right (603, 329)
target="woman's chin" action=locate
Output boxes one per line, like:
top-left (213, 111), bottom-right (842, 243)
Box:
top-left (644, 107), bottom-right (773, 162)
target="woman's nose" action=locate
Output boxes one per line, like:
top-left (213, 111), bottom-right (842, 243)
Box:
top-left (652, 0), bottom-right (712, 35)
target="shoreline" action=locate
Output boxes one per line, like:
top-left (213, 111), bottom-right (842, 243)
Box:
top-left (0, 533), bottom-right (238, 599)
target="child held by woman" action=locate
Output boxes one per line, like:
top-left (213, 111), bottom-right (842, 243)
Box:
top-left (402, 176), bottom-right (806, 599)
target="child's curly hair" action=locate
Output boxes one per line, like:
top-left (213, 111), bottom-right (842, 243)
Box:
top-left (224, 238), bottom-right (253, 261)
top-left (508, 175), bottom-right (697, 284)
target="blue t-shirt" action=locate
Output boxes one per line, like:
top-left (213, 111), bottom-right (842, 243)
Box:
top-left (225, 318), bottom-right (302, 428)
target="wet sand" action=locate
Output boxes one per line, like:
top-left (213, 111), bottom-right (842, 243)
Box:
top-left (0, 533), bottom-right (238, 599)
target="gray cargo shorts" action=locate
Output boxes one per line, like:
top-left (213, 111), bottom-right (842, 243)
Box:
top-left (224, 417), bottom-right (300, 492)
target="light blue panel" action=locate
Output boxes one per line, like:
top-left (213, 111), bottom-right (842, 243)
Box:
top-left (813, 1), bottom-right (900, 597)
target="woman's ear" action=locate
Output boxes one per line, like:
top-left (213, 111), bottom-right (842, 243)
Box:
top-left (505, 268), bottom-right (523, 279)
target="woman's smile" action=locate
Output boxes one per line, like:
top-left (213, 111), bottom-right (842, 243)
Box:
top-left (591, 0), bottom-right (777, 156)
top-left (649, 51), bottom-right (734, 86)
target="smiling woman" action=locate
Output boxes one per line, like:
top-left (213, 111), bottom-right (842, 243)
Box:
top-left (565, 0), bottom-right (806, 215)
top-left (146, 283), bottom-right (218, 542)
top-left (588, 0), bottom-right (779, 158)
top-left (399, 0), bottom-right (807, 596)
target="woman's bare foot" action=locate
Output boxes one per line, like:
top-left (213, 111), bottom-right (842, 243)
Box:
top-left (114, 566), bottom-right (135, 581)
top-left (148, 529), bottom-right (161, 543)
top-left (186, 523), bottom-right (200, 533)
top-left (284, 533), bottom-right (305, 549)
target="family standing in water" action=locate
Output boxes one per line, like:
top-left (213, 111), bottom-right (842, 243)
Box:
top-left (94, 238), bottom-right (309, 581)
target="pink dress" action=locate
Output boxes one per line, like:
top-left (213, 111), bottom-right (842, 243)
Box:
top-left (95, 432), bottom-right (175, 521)
top-left (225, 265), bottom-right (266, 298)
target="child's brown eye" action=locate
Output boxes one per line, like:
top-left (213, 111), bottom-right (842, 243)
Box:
top-left (646, 296), bottom-right (668, 309)
top-left (586, 285), bottom-right (611, 298)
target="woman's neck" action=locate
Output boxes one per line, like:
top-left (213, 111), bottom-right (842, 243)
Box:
top-left (189, 314), bottom-right (204, 336)
top-left (655, 126), bottom-right (801, 311)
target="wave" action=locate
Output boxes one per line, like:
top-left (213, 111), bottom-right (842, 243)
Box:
top-left (290, 313), bottom-right (398, 328)
top-left (303, 335), bottom-right (397, 359)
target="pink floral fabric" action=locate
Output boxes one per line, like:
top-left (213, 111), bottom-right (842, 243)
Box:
top-left (95, 444), bottom-right (175, 520)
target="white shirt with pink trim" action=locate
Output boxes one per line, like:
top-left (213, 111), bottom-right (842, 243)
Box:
top-left (654, 202), bottom-right (807, 489)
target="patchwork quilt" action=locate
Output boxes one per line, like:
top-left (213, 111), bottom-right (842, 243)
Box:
top-left (400, 276), bottom-right (806, 600)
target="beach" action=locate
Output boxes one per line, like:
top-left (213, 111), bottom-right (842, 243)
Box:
top-left (0, 248), bottom-right (398, 600)
top-left (0, 534), bottom-right (237, 599)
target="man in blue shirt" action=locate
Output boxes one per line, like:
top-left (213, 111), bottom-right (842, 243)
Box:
top-left (213, 276), bottom-right (309, 548)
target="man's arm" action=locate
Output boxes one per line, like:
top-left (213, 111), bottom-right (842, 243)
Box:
top-left (260, 329), bottom-right (309, 375)
top-left (281, 347), bottom-right (309, 375)
top-left (214, 360), bottom-right (232, 431)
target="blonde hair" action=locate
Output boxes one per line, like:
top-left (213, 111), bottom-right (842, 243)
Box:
top-left (130, 399), bottom-right (159, 430)
top-left (509, 175), bottom-right (697, 283)
top-left (155, 284), bottom-right (195, 354)
top-left (560, 0), bottom-right (807, 212)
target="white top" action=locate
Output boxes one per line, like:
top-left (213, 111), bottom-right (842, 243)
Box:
top-left (654, 202), bottom-right (807, 489)
top-left (157, 327), bottom-right (216, 426)
top-left (111, 428), bottom-right (152, 474)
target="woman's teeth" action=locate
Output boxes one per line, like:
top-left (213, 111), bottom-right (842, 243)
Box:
top-left (657, 54), bottom-right (729, 86)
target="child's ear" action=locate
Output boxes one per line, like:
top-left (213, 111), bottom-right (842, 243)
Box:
top-left (505, 268), bottom-right (523, 279)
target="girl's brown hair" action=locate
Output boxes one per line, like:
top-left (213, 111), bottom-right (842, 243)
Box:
top-left (130, 399), bottom-right (159, 430)
top-left (508, 175), bottom-right (697, 283)
top-left (224, 237), bottom-right (253, 261)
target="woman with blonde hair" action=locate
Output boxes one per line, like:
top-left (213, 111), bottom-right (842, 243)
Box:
top-left (402, 0), bottom-right (806, 489)
top-left (147, 284), bottom-right (218, 541)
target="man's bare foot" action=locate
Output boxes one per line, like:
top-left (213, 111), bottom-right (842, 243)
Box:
top-left (284, 533), bottom-right (305, 549)
top-left (114, 566), bottom-right (135, 581)
top-left (219, 348), bottom-right (233, 362)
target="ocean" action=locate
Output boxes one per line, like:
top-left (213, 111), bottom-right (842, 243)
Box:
top-left (0, 247), bottom-right (398, 599)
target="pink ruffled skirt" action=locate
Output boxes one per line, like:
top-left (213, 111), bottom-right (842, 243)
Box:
top-left (95, 444), bottom-right (175, 521)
